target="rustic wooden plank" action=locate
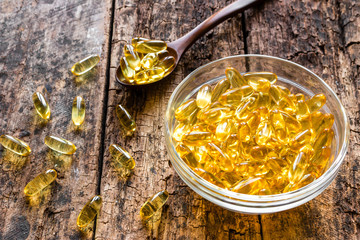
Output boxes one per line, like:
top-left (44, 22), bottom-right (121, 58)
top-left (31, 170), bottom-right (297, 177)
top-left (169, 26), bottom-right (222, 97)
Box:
top-left (0, 0), bottom-right (112, 239)
top-left (95, 0), bottom-right (262, 239)
top-left (245, 0), bottom-right (360, 239)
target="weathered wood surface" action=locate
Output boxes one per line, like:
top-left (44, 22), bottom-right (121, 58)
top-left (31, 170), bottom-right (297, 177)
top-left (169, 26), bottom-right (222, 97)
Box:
top-left (1, 0), bottom-right (359, 239)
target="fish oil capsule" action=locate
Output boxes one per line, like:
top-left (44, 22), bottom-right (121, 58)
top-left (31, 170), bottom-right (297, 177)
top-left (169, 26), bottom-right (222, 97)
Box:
top-left (116, 104), bottom-right (136, 136)
top-left (146, 67), bottom-right (165, 82)
top-left (182, 131), bottom-right (212, 146)
top-left (134, 70), bottom-right (149, 84)
top-left (294, 173), bottom-right (316, 189)
top-left (250, 146), bottom-right (268, 161)
top-left (71, 55), bottom-right (100, 76)
top-left (248, 78), bottom-right (271, 93)
top-left (243, 72), bottom-right (277, 84)
top-left (175, 99), bottom-right (198, 121)
top-left (295, 93), bottom-right (305, 101)
top-left (234, 97), bottom-right (255, 120)
top-left (211, 78), bottom-right (230, 102)
top-left (296, 100), bottom-right (310, 116)
top-left (231, 177), bottom-right (263, 194)
top-left (201, 107), bottom-right (233, 124)
top-left (33, 92), bottom-right (51, 120)
top-left (120, 56), bottom-right (135, 80)
top-left (176, 144), bottom-right (198, 167)
top-left (255, 121), bottom-right (273, 146)
top-left (196, 84), bottom-right (212, 109)
top-left (172, 123), bottom-right (190, 141)
top-left (124, 44), bottom-right (141, 71)
top-left (238, 122), bottom-right (251, 142)
top-left (225, 67), bottom-right (247, 88)
top-left (140, 53), bottom-right (158, 69)
top-left (206, 142), bottom-right (233, 172)
top-left (194, 168), bottom-right (226, 188)
top-left (219, 86), bottom-right (254, 107)
top-left (24, 169), bottom-right (57, 196)
top-left (307, 94), bottom-right (326, 113)
top-left (246, 111), bottom-right (261, 133)
top-left (252, 92), bottom-right (271, 109)
top-left (315, 113), bottom-right (334, 135)
top-left (157, 56), bottom-right (176, 73)
top-left (277, 95), bottom-right (297, 115)
top-left (109, 144), bottom-right (136, 170)
top-left (288, 148), bottom-right (312, 184)
top-left (72, 96), bottom-right (85, 126)
top-left (156, 49), bottom-right (170, 60)
top-left (131, 37), bottom-right (149, 47)
top-left (313, 128), bottom-right (334, 152)
top-left (77, 195), bottom-right (102, 229)
top-left (279, 111), bottom-right (302, 135)
top-left (135, 40), bottom-right (167, 53)
top-left (44, 136), bottom-right (77, 155)
top-left (140, 190), bottom-right (169, 221)
top-left (265, 157), bottom-right (288, 175)
top-left (215, 119), bottom-right (234, 141)
top-left (289, 128), bottom-right (314, 151)
top-left (0, 135), bottom-right (31, 156)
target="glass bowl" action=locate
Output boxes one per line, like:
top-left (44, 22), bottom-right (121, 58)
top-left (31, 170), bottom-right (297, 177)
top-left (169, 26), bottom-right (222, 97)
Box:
top-left (164, 54), bottom-right (349, 214)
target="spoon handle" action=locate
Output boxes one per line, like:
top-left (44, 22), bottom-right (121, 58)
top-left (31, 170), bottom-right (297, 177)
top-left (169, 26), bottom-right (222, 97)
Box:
top-left (168, 0), bottom-right (264, 58)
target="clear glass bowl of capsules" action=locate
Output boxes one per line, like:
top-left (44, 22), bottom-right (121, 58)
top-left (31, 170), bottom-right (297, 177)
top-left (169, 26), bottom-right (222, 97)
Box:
top-left (164, 54), bottom-right (349, 214)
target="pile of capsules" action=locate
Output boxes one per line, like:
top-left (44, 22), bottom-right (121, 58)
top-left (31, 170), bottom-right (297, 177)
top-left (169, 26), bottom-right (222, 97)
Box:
top-left (173, 67), bottom-right (334, 195)
top-left (0, 52), bottom-right (169, 231)
top-left (119, 37), bottom-right (176, 85)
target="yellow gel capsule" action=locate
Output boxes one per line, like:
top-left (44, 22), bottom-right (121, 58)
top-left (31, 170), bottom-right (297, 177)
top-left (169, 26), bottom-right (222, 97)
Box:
top-left (307, 93), bottom-right (326, 113)
top-left (124, 44), bottom-right (141, 71)
top-left (231, 177), bottom-right (263, 194)
top-left (175, 99), bottom-right (198, 121)
top-left (0, 135), bottom-right (31, 156)
top-left (248, 78), bottom-right (271, 93)
top-left (134, 70), bottom-right (149, 84)
top-left (196, 84), bottom-right (212, 108)
top-left (225, 67), bottom-right (247, 88)
top-left (146, 67), bottom-right (165, 82)
top-left (234, 97), bottom-right (255, 120)
top-left (72, 96), bottom-right (85, 126)
top-left (71, 55), bottom-right (100, 76)
top-left (255, 121), bottom-right (273, 146)
top-left (131, 37), bottom-right (149, 47)
top-left (194, 168), bottom-right (226, 188)
top-left (211, 78), bottom-right (230, 102)
top-left (134, 40), bottom-right (167, 53)
top-left (288, 148), bottom-right (312, 184)
top-left (24, 169), bottom-right (57, 196)
top-left (313, 128), bottom-right (334, 152)
top-left (156, 49), bottom-right (170, 60)
top-left (250, 146), bottom-right (268, 161)
top-left (140, 53), bottom-right (158, 69)
top-left (219, 86), bottom-right (254, 107)
top-left (200, 107), bottom-right (233, 125)
top-left (120, 57), bottom-right (135, 80)
top-left (44, 136), bottom-right (77, 155)
top-left (157, 56), bottom-right (176, 73)
top-left (140, 190), bottom-right (169, 221)
top-left (289, 128), bottom-right (314, 151)
top-left (279, 111), bottom-right (302, 135)
top-left (246, 110), bottom-right (261, 133)
top-left (315, 113), bottom-right (334, 135)
top-left (109, 144), bottom-right (135, 170)
top-left (182, 131), bottom-right (212, 146)
top-left (176, 144), bottom-right (198, 167)
top-left (238, 122), bottom-right (251, 142)
top-left (295, 173), bottom-right (316, 189)
top-left (172, 123), bottom-right (190, 141)
top-left (296, 100), bottom-right (310, 116)
top-left (243, 72), bottom-right (277, 84)
top-left (77, 195), bottom-right (102, 229)
top-left (32, 92), bottom-right (51, 120)
top-left (295, 93), bottom-right (305, 101)
top-left (116, 104), bottom-right (136, 136)
top-left (215, 119), bottom-right (233, 141)
top-left (311, 146), bottom-right (332, 170)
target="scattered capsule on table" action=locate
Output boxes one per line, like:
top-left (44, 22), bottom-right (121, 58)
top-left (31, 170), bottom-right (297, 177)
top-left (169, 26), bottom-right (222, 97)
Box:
top-left (109, 144), bottom-right (135, 170)
top-left (196, 84), bottom-right (212, 108)
top-left (0, 135), bottom-right (31, 156)
top-left (33, 92), bottom-right (51, 120)
top-left (116, 104), bottom-right (136, 136)
top-left (140, 190), bottom-right (169, 222)
top-left (134, 40), bottom-right (167, 54)
top-left (44, 136), bottom-right (77, 155)
top-left (24, 169), bottom-right (57, 196)
top-left (72, 96), bottom-right (85, 126)
top-left (77, 195), bottom-right (102, 230)
top-left (71, 55), bottom-right (100, 76)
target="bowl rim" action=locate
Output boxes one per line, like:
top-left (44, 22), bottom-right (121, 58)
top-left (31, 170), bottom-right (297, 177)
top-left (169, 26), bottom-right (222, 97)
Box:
top-left (165, 54), bottom-right (350, 203)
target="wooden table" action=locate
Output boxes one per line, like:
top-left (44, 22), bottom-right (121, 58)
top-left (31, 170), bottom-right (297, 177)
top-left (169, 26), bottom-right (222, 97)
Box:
top-left (1, 0), bottom-right (359, 239)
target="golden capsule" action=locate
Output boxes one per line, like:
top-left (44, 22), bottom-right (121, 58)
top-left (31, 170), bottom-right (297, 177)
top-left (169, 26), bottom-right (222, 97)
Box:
top-left (206, 142), bottom-right (233, 172)
top-left (182, 131), bottom-right (212, 146)
top-left (279, 111), bottom-right (302, 135)
top-left (250, 146), bottom-right (268, 161)
top-left (175, 99), bottom-right (198, 121)
top-left (295, 93), bottom-right (305, 101)
top-left (313, 128), bottom-right (334, 152)
top-left (77, 195), bottom-right (102, 229)
top-left (252, 92), bottom-right (271, 109)
top-left (201, 107), bottom-right (233, 125)
top-left (71, 55), bottom-right (100, 76)
top-left (234, 97), bottom-right (255, 121)
top-left (120, 56), bottom-right (135, 80)
top-left (140, 190), bottom-right (169, 221)
top-left (277, 95), bottom-right (297, 115)
top-left (248, 78), bottom-right (271, 93)
top-left (225, 67), bottom-right (247, 88)
top-left (24, 169), bottom-right (57, 196)
top-left (134, 40), bottom-right (167, 54)
top-left (231, 177), bottom-right (263, 194)
top-left (32, 92), bottom-right (51, 120)
top-left (156, 49), bottom-right (170, 60)
top-left (172, 123), bottom-right (190, 141)
top-left (134, 70), bottom-right (149, 84)
top-left (146, 67), bottom-right (165, 82)
top-left (109, 144), bottom-right (135, 170)
top-left (255, 121), bottom-right (273, 146)
top-left (243, 72), bottom-right (277, 85)
top-left (295, 173), bottom-right (316, 189)
top-left (72, 96), bottom-right (85, 126)
top-left (196, 84), bottom-right (212, 109)
top-left (288, 148), bottom-right (312, 184)
top-left (194, 168), bottom-right (226, 188)
top-left (0, 135), bottom-right (31, 156)
top-left (211, 78), bottom-right (230, 102)
top-left (131, 37), bottom-right (149, 47)
top-left (116, 104), bottom-right (136, 136)
top-left (265, 157), bottom-right (288, 175)
top-left (307, 94), bottom-right (326, 113)
top-left (140, 53), bottom-right (158, 69)
top-left (218, 86), bottom-right (254, 107)
top-left (238, 122), bottom-right (251, 142)
top-left (124, 44), bottom-right (141, 71)
top-left (224, 134), bottom-right (240, 159)
top-left (44, 136), bottom-right (77, 155)
top-left (176, 144), bottom-right (198, 167)
top-left (296, 100), bottom-right (310, 116)
top-left (315, 113), bottom-right (334, 135)
top-left (246, 110), bottom-right (261, 133)
top-left (289, 128), bottom-right (314, 151)
top-left (157, 56), bottom-right (176, 73)
top-left (215, 119), bottom-right (234, 141)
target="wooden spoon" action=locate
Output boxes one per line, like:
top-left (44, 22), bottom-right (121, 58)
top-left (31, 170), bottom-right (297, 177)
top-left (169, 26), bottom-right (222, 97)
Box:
top-left (116, 0), bottom-right (264, 86)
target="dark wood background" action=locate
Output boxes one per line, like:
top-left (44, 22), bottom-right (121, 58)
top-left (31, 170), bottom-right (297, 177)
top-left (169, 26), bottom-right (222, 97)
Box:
top-left (0, 0), bottom-right (359, 239)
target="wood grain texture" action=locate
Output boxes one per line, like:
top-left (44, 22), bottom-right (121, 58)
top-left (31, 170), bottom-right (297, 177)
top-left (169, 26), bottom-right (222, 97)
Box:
top-left (245, 0), bottom-right (360, 239)
top-left (0, 0), bottom-right (112, 239)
